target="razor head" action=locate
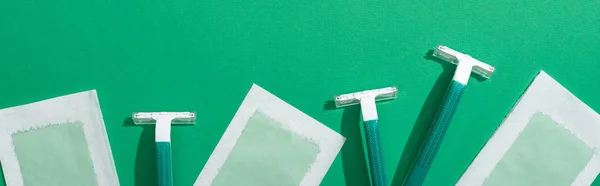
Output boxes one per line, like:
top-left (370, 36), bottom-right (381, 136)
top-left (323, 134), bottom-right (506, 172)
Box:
top-left (132, 112), bottom-right (196, 125)
top-left (433, 45), bottom-right (495, 79)
top-left (334, 87), bottom-right (398, 108)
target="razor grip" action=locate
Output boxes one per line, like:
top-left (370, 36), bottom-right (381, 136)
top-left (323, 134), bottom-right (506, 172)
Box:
top-left (404, 80), bottom-right (466, 186)
top-left (156, 142), bottom-right (173, 186)
top-left (364, 120), bottom-right (388, 186)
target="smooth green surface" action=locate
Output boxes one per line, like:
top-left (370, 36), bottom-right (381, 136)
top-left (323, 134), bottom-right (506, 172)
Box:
top-left (483, 112), bottom-right (593, 186)
top-left (12, 122), bottom-right (98, 186)
top-left (0, 0), bottom-right (599, 185)
top-left (212, 110), bottom-right (319, 186)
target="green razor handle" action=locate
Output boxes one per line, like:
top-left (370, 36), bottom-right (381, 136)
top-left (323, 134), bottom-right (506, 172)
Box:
top-left (364, 119), bottom-right (387, 186)
top-left (404, 80), bottom-right (465, 186)
top-left (156, 142), bottom-right (173, 186)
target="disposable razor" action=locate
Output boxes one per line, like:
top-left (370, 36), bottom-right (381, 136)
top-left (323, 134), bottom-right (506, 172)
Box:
top-left (404, 45), bottom-right (495, 186)
top-left (335, 87), bottom-right (398, 186)
top-left (133, 112), bottom-right (196, 186)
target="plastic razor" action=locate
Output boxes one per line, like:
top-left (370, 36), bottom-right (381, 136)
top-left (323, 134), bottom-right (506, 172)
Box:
top-left (133, 112), bottom-right (196, 186)
top-left (404, 45), bottom-right (495, 186)
top-left (335, 87), bottom-right (398, 186)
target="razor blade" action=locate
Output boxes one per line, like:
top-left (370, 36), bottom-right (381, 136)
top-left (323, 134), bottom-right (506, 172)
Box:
top-left (334, 87), bottom-right (398, 108)
top-left (133, 112), bottom-right (196, 125)
top-left (433, 45), bottom-right (495, 79)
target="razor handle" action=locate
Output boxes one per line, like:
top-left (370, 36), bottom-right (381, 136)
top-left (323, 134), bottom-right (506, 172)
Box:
top-left (364, 119), bottom-right (388, 186)
top-left (156, 142), bottom-right (173, 186)
top-left (404, 80), bottom-right (466, 186)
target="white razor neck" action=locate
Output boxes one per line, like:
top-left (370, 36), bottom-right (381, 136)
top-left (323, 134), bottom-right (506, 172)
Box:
top-left (452, 57), bottom-right (476, 85)
top-left (360, 96), bottom-right (378, 121)
top-left (155, 117), bottom-right (174, 142)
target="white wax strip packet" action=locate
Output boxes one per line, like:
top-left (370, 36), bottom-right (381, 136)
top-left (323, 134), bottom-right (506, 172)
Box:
top-left (457, 71), bottom-right (600, 186)
top-left (0, 90), bottom-right (119, 186)
top-left (194, 84), bottom-right (345, 186)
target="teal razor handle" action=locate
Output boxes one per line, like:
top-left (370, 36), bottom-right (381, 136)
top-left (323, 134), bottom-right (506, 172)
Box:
top-left (156, 142), bottom-right (173, 186)
top-left (364, 119), bottom-right (387, 186)
top-left (404, 80), bottom-right (465, 186)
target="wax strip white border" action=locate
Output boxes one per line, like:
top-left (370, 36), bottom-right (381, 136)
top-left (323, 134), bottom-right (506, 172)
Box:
top-left (194, 84), bottom-right (346, 186)
top-left (0, 90), bottom-right (119, 186)
top-left (457, 71), bottom-right (600, 186)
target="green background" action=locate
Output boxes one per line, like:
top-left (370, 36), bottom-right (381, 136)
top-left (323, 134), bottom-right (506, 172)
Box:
top-left (1, 0), bottom-right (599, 185)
